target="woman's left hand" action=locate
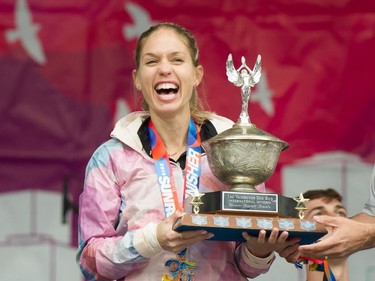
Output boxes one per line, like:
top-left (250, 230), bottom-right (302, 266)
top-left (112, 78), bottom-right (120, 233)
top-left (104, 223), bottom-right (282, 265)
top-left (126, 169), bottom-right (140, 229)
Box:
top-left (242, 228), bottom-right (300, 260)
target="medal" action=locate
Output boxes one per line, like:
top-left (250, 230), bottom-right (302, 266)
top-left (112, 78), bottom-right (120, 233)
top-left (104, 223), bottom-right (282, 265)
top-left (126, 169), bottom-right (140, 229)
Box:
top-left (161, 249), bottom-right (196, 281)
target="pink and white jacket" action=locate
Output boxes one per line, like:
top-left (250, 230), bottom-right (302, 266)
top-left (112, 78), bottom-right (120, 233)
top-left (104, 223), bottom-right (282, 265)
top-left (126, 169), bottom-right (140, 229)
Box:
top-left (77, 111), bottom-right (274, 281)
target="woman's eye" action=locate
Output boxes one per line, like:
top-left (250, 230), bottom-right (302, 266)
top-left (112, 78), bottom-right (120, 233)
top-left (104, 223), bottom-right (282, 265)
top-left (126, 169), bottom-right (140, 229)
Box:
top-left (146, 60), bottom-right (157, 65)
top-left (172, 58), bottom-right (184, 63)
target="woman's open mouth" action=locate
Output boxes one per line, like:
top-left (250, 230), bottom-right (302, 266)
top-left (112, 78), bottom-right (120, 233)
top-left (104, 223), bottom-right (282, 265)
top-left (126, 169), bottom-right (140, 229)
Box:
top-left (155, 82), bottom-right (179, 95)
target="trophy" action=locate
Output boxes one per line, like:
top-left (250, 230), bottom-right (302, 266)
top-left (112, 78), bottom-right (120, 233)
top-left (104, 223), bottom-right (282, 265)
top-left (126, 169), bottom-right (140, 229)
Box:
top-left (173, 54), bottom-right (327, 244)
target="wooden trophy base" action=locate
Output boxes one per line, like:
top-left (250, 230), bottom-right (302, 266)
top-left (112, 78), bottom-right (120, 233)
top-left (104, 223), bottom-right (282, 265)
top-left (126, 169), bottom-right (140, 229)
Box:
top-left (173, 191), bottom-right (327, 245)
top-left (173, 213), bottom-right (327, 245)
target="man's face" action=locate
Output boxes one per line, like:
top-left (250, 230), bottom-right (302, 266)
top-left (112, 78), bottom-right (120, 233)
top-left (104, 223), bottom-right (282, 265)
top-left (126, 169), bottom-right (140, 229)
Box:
top-left (304, 198), bottom-right (348, 220)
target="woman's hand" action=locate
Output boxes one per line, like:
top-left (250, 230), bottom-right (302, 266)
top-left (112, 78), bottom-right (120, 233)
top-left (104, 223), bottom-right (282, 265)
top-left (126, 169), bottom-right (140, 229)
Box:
top-left (156, 211), bottom-right (214, 253)
top-left (242, 228), bottom-right (301, 262)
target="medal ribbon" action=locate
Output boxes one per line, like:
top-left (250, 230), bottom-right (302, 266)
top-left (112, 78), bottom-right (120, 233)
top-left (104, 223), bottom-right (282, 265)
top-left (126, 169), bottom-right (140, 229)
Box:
top-left (148, 118), bottom-right (201, 281)
top-left (295, 256), bottom-right (336, 281)
top-left (148, 117), bottom-right (202, 216)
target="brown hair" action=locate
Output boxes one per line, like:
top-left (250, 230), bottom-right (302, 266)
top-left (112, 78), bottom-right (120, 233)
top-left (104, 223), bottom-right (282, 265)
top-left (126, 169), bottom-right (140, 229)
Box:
top-left (134, 22), bottom-right (212, 125)
top-left (303, 188), bottom-right (343, 203)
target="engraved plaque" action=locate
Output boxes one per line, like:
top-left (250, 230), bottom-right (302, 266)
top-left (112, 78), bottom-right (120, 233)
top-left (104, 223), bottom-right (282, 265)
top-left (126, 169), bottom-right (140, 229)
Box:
top-left (222, 192), bottom-right (277, 212)
top-left (198, 191), bottom-right (299, 218)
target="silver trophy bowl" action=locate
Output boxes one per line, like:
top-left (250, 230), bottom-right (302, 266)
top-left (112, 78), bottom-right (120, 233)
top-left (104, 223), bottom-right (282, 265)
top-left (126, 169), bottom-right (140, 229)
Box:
top-left (202, 53), bottom-right (288, 192)
top-left (202, 122), bottom-right (288, 192)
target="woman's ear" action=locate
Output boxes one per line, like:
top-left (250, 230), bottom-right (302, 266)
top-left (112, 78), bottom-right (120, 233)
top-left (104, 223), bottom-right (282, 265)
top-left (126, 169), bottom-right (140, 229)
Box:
top-left (132, 70), bottom-right (141, 90)
top-left (195, 65), bottom-right (204, 87)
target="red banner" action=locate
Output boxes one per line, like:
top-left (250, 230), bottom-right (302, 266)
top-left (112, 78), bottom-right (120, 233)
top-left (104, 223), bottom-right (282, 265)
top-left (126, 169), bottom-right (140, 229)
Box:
top-left (0, 0), bottom-right (374, 230)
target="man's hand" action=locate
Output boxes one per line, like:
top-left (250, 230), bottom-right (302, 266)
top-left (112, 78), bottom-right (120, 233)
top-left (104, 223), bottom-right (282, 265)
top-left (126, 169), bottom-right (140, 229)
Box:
top-left (299, 215), bottom-right (375, 259)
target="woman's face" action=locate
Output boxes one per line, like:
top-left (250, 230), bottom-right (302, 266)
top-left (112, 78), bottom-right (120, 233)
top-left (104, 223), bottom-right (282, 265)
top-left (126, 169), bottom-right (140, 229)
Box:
top-left (133, 28), bottom-right (203, 118)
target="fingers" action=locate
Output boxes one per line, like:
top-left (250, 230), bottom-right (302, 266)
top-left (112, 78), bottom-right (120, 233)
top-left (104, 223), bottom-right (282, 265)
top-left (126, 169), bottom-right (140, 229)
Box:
top-left (275, 235), bottom-right (301, 264)
top-left (177, 230), bottom-right (214, 251)
top-left (242, 228), bottom-right (301, 263)
top-left (176, 231), bottom-right (190, 251)
top-left (181, 230), bottom-right (214, 243)
top-left (275, 230), bottom-right (289, 244)
top-left (299, 235), bottom-right (332, 252)
top-left (298, 239), bottom-right (333, 259)
top-left (278, 243), bottom-right (301, 263)
top-left (157, 211), bottom-right (216, 253)
top-left (313, 215), bottom-right (342, 228)
top-left (242, 228), bottom-right (285, 258)
top-left (242, 230), bottom-right (268, 245)
top-left (242, 228), bottom-right (280, 244)
top-left (161, 229), bottom-right (212, 253)
top-left (257, 229), bottom-right (268, 243)
top-left (266, 228), bottom-right (280, 243)
top-left (167, 210), bottom-right (184, 224)
top-left (242, 228), bottom-right (288, 244)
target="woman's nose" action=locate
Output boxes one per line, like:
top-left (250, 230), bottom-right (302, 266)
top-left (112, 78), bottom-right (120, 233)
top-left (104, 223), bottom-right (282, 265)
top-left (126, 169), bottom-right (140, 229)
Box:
top-left (158, 61), bottom-right (172, 76)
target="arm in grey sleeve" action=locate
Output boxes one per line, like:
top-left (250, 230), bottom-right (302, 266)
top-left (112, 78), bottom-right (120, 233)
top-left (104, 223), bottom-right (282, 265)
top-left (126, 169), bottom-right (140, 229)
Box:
top-left (363, 165), bottom-right (375, 216)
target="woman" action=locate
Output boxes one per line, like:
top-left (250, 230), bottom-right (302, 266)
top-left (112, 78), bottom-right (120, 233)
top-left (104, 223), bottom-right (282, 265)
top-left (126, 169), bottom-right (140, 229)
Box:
top-left (77, 22), bottom-right (299, 281)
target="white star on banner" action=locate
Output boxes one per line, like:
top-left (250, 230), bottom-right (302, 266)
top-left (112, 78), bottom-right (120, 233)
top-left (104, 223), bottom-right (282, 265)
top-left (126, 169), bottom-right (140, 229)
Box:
top-left (251, 71), bottom-right (274, 117)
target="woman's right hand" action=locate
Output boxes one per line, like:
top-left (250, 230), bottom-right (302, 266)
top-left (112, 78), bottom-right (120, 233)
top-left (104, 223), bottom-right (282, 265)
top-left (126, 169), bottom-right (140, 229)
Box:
top-left (156, 211), bottom-right (214, 253)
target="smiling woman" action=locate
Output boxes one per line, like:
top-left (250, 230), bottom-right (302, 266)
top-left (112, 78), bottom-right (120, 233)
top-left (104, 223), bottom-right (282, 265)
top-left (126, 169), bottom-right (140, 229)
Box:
top-left (76, 22), bottom-right (301, 281)
top-left (132, 25), bottom-right (205, 125)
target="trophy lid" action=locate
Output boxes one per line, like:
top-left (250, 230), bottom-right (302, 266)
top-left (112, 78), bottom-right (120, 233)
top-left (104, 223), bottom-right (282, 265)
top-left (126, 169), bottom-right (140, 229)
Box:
top-left (206, 122), bottom-right (289, 151)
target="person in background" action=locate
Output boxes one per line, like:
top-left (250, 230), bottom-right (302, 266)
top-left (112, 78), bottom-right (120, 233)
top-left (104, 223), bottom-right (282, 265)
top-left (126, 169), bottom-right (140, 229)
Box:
top-left (301, 188), bottom-right (349, 281)
top-left (76, 22), bottom-right (299, 281)
top-left (299, 165), bottom-right (375, 260)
